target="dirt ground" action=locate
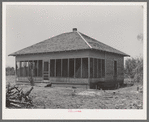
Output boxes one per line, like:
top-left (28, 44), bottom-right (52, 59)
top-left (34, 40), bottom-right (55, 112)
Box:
top-left (6, 75), bottom-right (143, 109)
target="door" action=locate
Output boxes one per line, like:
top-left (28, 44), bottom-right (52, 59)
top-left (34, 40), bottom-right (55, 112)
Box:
top-left (43, 61), bottom-right (49, 80)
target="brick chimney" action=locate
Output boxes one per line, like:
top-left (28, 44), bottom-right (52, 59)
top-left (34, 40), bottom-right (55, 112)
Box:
top-left (73, 28), bottom-right (77, 32)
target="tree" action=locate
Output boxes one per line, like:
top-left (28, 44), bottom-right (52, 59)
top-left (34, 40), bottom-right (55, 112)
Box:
top-left (6, 67), bottom-right (15, 76)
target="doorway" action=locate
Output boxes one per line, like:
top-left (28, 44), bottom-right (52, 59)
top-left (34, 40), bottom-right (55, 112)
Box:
top-left (43, 61), bottom-right (49, 80)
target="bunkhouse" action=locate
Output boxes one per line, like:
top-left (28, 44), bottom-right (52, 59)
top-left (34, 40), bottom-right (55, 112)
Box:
top-left (9, 28), bottom-right (129, 89)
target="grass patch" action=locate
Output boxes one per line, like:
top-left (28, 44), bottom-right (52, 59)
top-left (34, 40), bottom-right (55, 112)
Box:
top-left (6, 75), bottom-right (143, 109)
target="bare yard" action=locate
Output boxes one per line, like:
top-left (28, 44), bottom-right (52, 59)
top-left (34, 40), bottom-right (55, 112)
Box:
top-left (6, 76), bottom-right (143, 109)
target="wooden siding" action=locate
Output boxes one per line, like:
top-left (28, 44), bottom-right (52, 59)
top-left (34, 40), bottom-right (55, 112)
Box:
top-left (16, 50), bottom-right (90, 61)
top-left (88, 50), bottom-right (105, 59)
top-left (50, 77), bottom-right (88, 84)
top-left (105, 52), bottom-right (124, 82)
top-left (17, 77), bottom-right (43, 82)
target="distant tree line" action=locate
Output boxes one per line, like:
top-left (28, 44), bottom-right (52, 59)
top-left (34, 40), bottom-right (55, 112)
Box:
top-left (6, 67), bottom-right (15, 76)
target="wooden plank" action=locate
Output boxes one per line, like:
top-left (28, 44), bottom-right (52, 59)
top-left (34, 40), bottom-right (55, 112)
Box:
top-left (54, 59), bottom-right (56, 77)
top-left (93, 58), bottom-right (94, 78)
top-left (68, 58), bottom-right (69, 77)
top-left (88, 57), bottom-right (90, 78)
top-left (97, 58), bottom-right (98, 78)
top-left (37, 60), bottom-right (38, 77)
top-left (42, 60), bottom-right (44, 79)
top-left (20, 61), bottom-right (21, 77)
top-left (88, 57), bottom-right (90, 88)
top-left (49, 60), bottom-right (50, 79)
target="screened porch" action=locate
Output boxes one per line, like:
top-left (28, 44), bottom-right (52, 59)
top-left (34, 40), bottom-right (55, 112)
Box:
top-left (16, 58), bottom-right (105, 80)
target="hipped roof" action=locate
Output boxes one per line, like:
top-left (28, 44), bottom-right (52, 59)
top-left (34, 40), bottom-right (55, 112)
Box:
top-left (9, 30), bottom-right (129, 56)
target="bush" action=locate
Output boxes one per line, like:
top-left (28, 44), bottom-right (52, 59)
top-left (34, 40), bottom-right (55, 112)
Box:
top-left (6, 67), bottom-right (15, 76)
top-left (124, 57), bottom-right (143, 84)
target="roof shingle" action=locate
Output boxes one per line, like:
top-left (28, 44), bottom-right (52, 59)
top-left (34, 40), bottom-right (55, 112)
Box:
top-left (9, 31), bottom-right (129, 56)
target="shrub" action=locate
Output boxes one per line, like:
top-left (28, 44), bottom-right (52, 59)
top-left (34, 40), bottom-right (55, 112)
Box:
top-left (124, 57), bottom-right (143, 84)
top-left (6, 67), bottom-right (15, 76)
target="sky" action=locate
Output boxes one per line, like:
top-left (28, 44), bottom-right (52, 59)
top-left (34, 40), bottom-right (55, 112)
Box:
top-left (5, 3), bottom-right (143, 67)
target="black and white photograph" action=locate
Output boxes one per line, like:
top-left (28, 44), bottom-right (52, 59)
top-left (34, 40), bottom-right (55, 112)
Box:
top-left (2, 2), bottom-right (147, 120)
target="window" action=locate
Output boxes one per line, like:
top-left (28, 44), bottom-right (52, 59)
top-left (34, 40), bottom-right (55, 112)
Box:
top-left (75, 58), bottom-right (81, 78)
top-left (69, 59), bottom-right (74, 77)
top-left (62, 59), bottom-right (68, 77)
top-left (50, 59), bottom-right (55, 77)
top-left (56, 59), bottom-right (61, 77)
top-left (82, 58), bottom-right (88, 78)
top-left (114, 61), bottom-right (117, 76)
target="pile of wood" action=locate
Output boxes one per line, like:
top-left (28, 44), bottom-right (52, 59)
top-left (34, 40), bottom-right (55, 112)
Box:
top-left (6, 84), bottom-right (34, 108)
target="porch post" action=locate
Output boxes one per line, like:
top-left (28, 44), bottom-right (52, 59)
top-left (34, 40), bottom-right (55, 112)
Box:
top-left (28, 60), bottom-right (29, 77)
top-left (81, 58), bottom-right (82, 78)
top-left (74, 58), bottom-right (76, 78)
top-left (15, 59), bottom-right (17, 81)
top-left (105, 52), bottom-right (106, 78)
top-left (42, 60), bottom-right (44, 79)
top-left (49, 59), bottom-right (50, 79)
top-left (55, 59), bottom-right (56, 77)
top-left (93, 58), bottom-right (94, 78)
top-left (101, 59), bottom-right (102, 78)
top-left (20, 61), bottom-right (21, 77)
top-left (37, 60), bottom-right (38, 77)
top-left (68, 59), bottom-right (69, 77)
top-left (88, 57), bottom-right (90, 88)
top-left (97, 59), bottom-right (98, 78)
top-left (61, 59), bottom-right (62, 77)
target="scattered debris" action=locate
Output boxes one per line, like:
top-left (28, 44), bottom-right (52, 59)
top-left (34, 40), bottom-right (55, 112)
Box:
top-left (45, 83), bottom-right (52, 87)
top-left (6, 84), bottom-right (34, 108)
top-left (137, 86), bottom-right (143, 93)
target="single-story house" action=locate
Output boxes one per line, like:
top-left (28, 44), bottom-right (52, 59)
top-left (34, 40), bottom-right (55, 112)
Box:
top-left (9, 28), bottom-right (129, 89)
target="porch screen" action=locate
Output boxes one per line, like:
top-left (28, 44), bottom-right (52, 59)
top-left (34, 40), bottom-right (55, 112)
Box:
top-left (62, 59), bottom-right (68, 77)
top-left (75, 58), bottom-right (81, 78)
top-left (114, 61), bottom-right (117, 76)
top-left (69, 59), bottom-right (74, 77)
top-left (97, 59), bottom-right (102, 78)
top-left (33, 61), bottom-right (38, 77)
top-left (17, 61), bottom-right (29, 77)
top-left (38, 60), bottom-right (42, 77)
top-left (16, 62), bottom-right (20, 77)
top-left (56, 59), bottom-right (61, 77)
top-left (102, 59), bottom-right (105, 77)
top-left (28, 61), bottom-right (32, 77)
top-left (50, 59), bottom-right (55, 77)
top-left (90, 58), bottom-right (93, 78)
top-left (82, 58), bottom-right (88, 78)
top-left (23, 62), bottom-right (27, 77)
top-left (20, 62), bottom-right (23, 76)
top-left (94, 59), bottom-right (97, 78)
